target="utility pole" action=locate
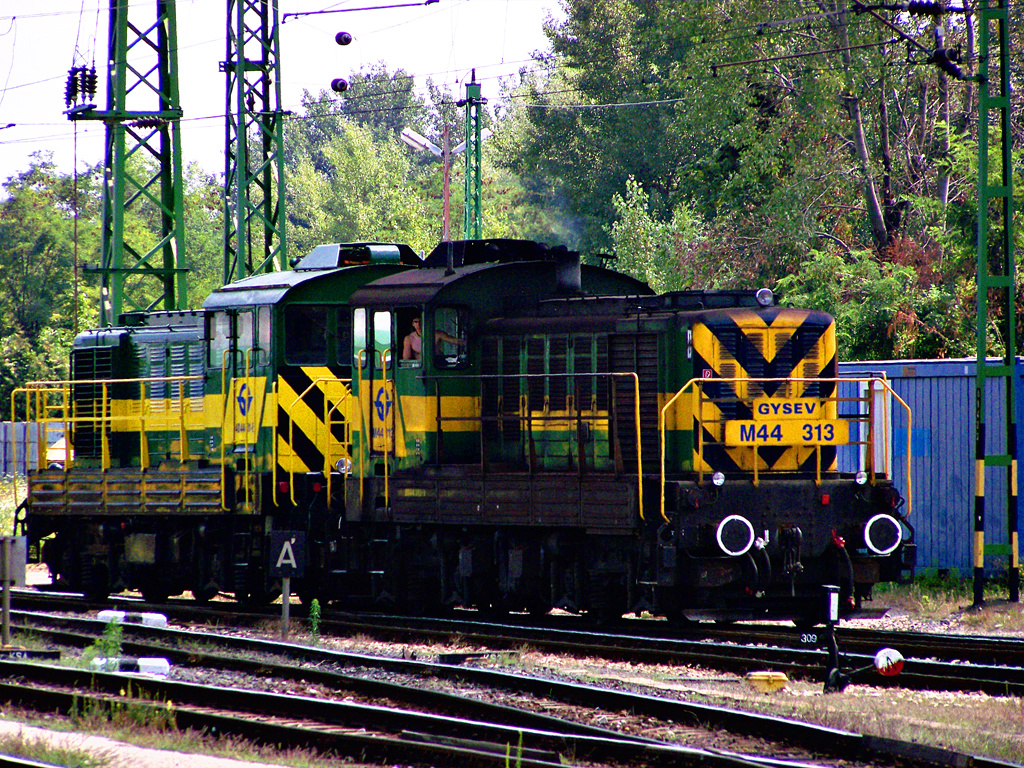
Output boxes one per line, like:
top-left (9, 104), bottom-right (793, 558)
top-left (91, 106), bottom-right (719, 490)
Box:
top-left (222, 0), bottom-right (288, 282)
top-left (458, 71), bottom-right (486, 240)
top-left (67, 0), bottom-right (187, 326)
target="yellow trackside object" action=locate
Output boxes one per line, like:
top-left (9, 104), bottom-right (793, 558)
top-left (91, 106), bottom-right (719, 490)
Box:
top-left (744, 671), bottom-right (789, 693)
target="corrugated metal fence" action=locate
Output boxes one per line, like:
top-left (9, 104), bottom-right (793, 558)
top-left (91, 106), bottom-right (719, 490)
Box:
top-left (0, 422), bottom-right (62, 476)
top-left (839, 358), bottom-right (1023, 575)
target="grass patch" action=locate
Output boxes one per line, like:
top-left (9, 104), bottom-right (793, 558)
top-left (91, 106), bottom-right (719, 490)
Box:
top-left (0, 478), bottom-right (24, 535)
top-left (7, 707), bottom-right (354, 768)
top-left (0, 729), bottom-right (112, 767)
top-left (775, 689), bottom-right (1024, 762)
top-left (874, 575), bottom-right (1024, 631)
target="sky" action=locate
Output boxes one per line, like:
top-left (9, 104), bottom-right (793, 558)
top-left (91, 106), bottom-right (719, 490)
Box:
top-left (0, 0), bottom-right (563, 185)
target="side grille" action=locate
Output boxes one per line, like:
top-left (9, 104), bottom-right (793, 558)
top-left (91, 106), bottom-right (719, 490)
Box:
top-left (70, 347), bottom-right (113, 459)
top-left (610, 334), bottom-right (659, 473)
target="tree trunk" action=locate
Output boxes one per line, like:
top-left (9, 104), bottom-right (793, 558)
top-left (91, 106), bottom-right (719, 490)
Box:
top-left (825, 0), bottom-right (888, 249)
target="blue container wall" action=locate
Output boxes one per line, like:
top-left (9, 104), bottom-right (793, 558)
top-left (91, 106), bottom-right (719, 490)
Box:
top-left (837, 359), bottom-right (1022, 574)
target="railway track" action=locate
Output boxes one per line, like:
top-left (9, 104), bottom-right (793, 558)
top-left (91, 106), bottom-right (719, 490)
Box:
top-left (1, 609), bottom-right (1019, 768)
top-left (11, 589), bottom-right (1024, 696)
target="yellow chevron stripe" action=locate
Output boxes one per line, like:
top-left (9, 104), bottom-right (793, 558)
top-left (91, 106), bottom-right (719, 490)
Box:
top-left (277, 369), bottom-right (353, 473)
top-left (690, 311), bottom-right (837, 472)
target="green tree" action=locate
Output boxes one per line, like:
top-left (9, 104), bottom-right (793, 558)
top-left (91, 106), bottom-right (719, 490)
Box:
top-left (776, 249), bottom-right (921, 360)
top-left (286, 119), bottom-right (433, 254)
top-left (606, 177), bottom-right (704, 291)
top-left (181, 163), bottom-right (227, 305)
top-left (0, 154), bottom-right (99, 409)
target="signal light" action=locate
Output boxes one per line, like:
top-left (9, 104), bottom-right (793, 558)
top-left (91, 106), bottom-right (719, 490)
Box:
top-left (331, 78), bottom-right (349, 93)
top-left (335, 31), bottom-right (353, 46)
top-left (874, 648), bottom-right (905, 677)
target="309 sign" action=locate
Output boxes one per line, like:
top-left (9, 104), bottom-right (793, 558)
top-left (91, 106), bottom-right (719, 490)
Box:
top-left (725, 420), bottom-right (848, 446)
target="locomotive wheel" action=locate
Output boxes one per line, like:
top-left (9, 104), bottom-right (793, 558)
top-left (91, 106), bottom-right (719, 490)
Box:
top-left (191, 586), bottom-right (219, 604)
top-left (141, 584), bottom-right (170, 604)
top-left (587, 574), bottom-right (625, 626)
top-left (78, 560), bottom-right (110, 602)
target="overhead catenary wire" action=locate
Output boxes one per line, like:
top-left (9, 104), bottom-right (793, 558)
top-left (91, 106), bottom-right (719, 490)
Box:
top-left (0, 3), bottom-right (965, 165)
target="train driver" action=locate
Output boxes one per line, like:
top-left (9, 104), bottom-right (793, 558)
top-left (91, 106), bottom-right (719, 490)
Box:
top-left (402, 313), bottom-right (465, 361)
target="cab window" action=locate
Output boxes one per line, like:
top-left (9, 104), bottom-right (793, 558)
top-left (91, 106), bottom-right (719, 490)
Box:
top-left (257, 306), bottom-right (271, 350)
top-left (353, 308), bottom-right (367, 367)
top-left (374, 310), bottom-right (392, 369)
top-left (434, 306), bottom-right (468, 368)
top-left (236, 310), bottom-right (254, 353)
top-left (284, 305), bottom-right (328, 365)
top-left (398, 308), bottom-right (422, 368)
top-left (208, 311), bottom-right (232, 367)
top-left (336, 307), bottom-right (352, 367)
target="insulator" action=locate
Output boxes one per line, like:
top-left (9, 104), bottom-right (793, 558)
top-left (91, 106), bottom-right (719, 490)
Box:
top-left (930, 48), bottom-right (964, 79)
top-left (80, 66), bottom-right (98, 99)
top-left (906, 1), bottom-right (943, 15)
top-left (64, 67), bottom-right (80, 107)
top-left (335, 31), bottom-right (353, 46)
top-left (331, 78), bottom-right (349, 93)
top-left (129, 117), bottom-right (165, 129)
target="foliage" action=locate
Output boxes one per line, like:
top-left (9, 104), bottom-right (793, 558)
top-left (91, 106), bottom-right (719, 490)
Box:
top-left (181, 163), bottom-right (227, 303)
top-left (606, 177), bottom-right (704, 291)
top-left (338, 63), bottom-right (433, 143)
top-left (0, 732), bottom-right (110, 768)
top-left (80, 619), bottom-right (123, 668)
top-left (308, 598), bottom-right (321, 643)
top-left (777, 249), bottom-right (921, 360)
top-left (0, 4), bottom-right (1020, 377)
top-left (286, 119), bottom-right (433, 254)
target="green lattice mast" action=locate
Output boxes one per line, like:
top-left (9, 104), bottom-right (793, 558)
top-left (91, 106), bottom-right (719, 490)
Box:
top-left (67, 0), bottom-right (187, 326)
top-left (222, 0), bottom-right (288, 282)
top-left (460, 72), bottom-right (486, 240)
top-left (972, 0), bottom-right (1017, 606)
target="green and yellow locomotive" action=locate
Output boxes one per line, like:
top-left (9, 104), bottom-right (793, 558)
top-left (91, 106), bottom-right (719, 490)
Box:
top-left (16, 239), bottom-right (914, 622)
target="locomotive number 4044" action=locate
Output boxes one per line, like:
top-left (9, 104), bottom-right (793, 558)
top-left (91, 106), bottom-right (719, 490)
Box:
top-left (725, 420), bottom-right (849, 446)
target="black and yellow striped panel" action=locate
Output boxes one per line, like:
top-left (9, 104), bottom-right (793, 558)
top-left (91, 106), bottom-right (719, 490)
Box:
top-left (276, 367), bottom-right (352, 475)
top-left (690, 308), bottom-right (838, 472)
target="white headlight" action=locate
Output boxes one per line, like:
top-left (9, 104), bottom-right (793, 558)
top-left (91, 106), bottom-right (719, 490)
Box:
top-left (755, 288), bottom-right (774, 307)
top-left (712, 471), bottom-right (726, 487)
top-left (855, 471), bottom-right (868, 485)
top-left (716, 514), bottom-right (756, 557)
top-left (864, 514), bottom-right (902, 556)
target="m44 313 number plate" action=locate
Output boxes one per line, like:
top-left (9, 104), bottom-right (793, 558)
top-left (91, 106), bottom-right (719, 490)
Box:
top-left (724, 420), bottom-right (848, 445)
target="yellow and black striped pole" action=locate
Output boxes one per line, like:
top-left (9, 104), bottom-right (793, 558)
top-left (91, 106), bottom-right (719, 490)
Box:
top-left (973, 421), bottom-right (985, 608)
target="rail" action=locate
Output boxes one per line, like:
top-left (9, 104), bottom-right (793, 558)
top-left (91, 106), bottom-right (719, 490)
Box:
top-left (658, 376), bottom-right (912, 524)
top-left (11, 375), bottom-right (204, 500)
top-left (419, 371), bottom-right (645, 518)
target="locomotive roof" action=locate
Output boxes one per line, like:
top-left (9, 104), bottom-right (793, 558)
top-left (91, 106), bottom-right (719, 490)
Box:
top-left (203, 263), bottom-right (409, 310)
top-left (203, 268), bottom-right (322, 309)
top-left (349, 261), bottom-right (651, 308)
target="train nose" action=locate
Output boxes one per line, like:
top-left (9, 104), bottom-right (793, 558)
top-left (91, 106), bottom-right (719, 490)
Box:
top-left (864, 513), bottom-right (902, 555)
top-left (716, 514), bottom-right (756, 556)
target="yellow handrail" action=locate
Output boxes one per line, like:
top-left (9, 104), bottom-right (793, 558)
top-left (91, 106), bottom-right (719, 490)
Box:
top-left (283, 378), bottom-right (353, 509)
top-left (12, 374), bottom-right (203, 503)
